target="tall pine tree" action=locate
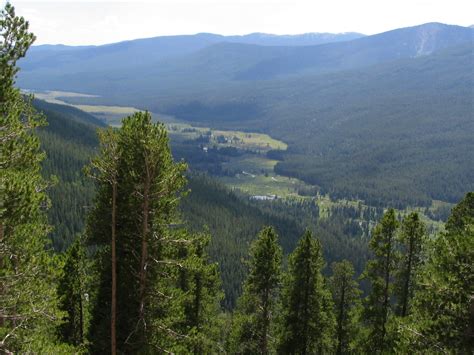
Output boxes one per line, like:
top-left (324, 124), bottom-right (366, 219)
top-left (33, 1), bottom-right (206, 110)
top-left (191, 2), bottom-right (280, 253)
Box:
top-left (174, 230), bottom-right (224, 353)
top-left (395, 212), bottom-right (426, 317)
top-left (329, 260), bottom-right (362, 355)
top-left (0, 4), bottom-right (70, 352)
top-left (84, 127), bottom-right (119, 354)
top-left (229, 226), bottom-right (282, 354)
top-left (277, 230), bottom-right (335, 354)
top-left (57, 236), bottom-right (89, 347)
top-left (361, 208), bottom-right (398, 352)
top-left (398, 193), bottom-right (473, 353)
top-left (87, 112), bottom-right (222, 353)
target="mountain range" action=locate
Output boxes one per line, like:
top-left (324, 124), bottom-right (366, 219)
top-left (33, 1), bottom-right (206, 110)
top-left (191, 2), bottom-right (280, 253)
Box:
top-left (18, 22), bottom-right (472, 92)
top-left (18, 22), bottom-right (474, 207)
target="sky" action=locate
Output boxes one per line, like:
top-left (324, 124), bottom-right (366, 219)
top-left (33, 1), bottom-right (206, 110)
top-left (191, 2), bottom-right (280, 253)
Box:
top-left (6, 0), bottom-right (474, 45)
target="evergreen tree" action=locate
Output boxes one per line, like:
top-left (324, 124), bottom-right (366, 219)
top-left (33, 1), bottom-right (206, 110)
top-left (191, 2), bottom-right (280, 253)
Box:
top-left (395, 212), bottom-right (426, 317)
top-left (329, 260), bottom-right (362, 355)
top-left (57, 236), bottom-right (89, 347)
top-left (86, 112), bottom-right (190, 353)
top-left (0, 4), bottom-right (71, 352)
top-left (398, 193), bottom-right (474, 353)
top-left (277, 230), bottom-right (335, 354)
top-left (361, 208), bottom-right (398, 352)
top-left (174, 231), bottom-right (224, 353)
top-left (84, 127), bottom-right (119, 354)
top-left (230, 226), bottom-right (283, 354)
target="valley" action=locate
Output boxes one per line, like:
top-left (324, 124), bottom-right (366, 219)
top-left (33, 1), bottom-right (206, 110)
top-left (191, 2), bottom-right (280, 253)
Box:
top-left (20, 25), bottom-right (474, 209)
top-left (34, 90), bottom-right (450, 239)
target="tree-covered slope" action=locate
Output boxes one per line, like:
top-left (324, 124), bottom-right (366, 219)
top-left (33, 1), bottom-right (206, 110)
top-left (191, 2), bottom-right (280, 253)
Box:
top-left (36, 99), bottom-right (369, 308)
top-left (163, 44), bottom-right (474, 207)
top-left (34, 100), bottom-right (105, 250)
top-left (266, 44), bottom-right (474, 206)
top-left (233, 22), bottom-right (474, 80)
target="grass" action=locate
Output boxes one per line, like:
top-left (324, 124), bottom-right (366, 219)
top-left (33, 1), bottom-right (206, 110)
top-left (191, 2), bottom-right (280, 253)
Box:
top-left (222, 155), bottom-right (278, 173)
top-left (73, 104), bottom-right (139, 115)
top-left (33, 90), bottom-right (142, 125)
top-left (219, 172), bottom-right (306, 198)
top-left (167, 123), bottom-right (287, 152)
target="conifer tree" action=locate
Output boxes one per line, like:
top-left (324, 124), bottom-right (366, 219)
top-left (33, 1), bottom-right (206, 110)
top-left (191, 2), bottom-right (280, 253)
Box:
top-left (0, 4), bottom-right (70, 352)
top-left (230, 226), bottom-right (283, 354)
top-left (57, 236), bottom-right (89, 347)
top-left (277, 230), bottom-right (335, 354)
top-left (329, 260), bottom-right (362, 355)
top-left (361, 208), bottom-right (398, 352)
top-left (86, 112), bottom-right (191, 353)
top-left (84, 127), bottom-right (119, 354)
top-left (174, 231), bottom-right (223, 353)
top-left (398, 193), bottom-right (474, 353)
top-left (395, 212), bottom-right (426, 317)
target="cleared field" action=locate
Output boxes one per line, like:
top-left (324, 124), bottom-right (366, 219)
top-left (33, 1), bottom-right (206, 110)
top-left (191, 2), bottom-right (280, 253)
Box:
top-left (33, 90), bottom-right (98, 101)
top-left (73, 104), bottom-right (139, 115)
top-left (219, 172), bottom-right (307, 198)
top-left (222, 155), bottom-right (278, 173)
top-left (33, 90), bottom-right (143, 125)
top-left (33, 91), bottom-right (286, 152)
top-left (168, 123), bottom-right (287, 152)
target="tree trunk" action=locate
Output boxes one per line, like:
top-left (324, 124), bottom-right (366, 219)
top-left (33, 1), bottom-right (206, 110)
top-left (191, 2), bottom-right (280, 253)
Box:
top-left (381, 236), bottom-right (392, 349)
top-left (337, 278), bottom-right (346, 355)
top-left (261, 287), bottom-right (269, 355)
top-left (401, 236), bottom-right (414, 317)
top-left (138, 174), bottom-right (150, 332)
top-left (111, 182), bottom-right (117, 355)
top-left (301, 257), bottom-right (311, 355)
top-left (0, 223), bottom-right (4, 328)
top-left (79, 284), bottom-right (84, 345)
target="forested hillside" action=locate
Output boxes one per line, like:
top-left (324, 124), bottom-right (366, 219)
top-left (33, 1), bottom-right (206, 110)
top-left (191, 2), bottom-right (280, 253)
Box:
top-left (17, 23), bottom-right (474, 208)
top-left (162, 45), bottom-right (474, 207)
top-left (36, 98), bottom-right (371, 308)
top-left (34, 100), bottom-right (105, 250)
top-left (2, 4), bottom-right (473, 354)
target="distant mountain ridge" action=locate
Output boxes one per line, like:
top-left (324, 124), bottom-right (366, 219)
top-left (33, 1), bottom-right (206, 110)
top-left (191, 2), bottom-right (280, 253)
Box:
top-left (234, 22), bottom-right (474, 80)
top-left (20, 31), bottom-right (365, 73)
top-left (18, 22), bottom-right (473, 93)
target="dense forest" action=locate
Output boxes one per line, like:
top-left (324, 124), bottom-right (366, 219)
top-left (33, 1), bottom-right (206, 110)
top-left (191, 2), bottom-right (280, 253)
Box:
top-left (1, 4), bottom-right (473, 354)
top-left (35, 97), bottom-right (371, 310)
top-left (18, 22), bottom-right (474, 208)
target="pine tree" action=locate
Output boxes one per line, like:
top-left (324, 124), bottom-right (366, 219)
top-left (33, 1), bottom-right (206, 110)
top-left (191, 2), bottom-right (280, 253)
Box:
top-left (86, 112), bottom-right (190, 353)
top-left (277, 230), bottom-right (335, 354)
top-left (175, 231), bottom-right (223, 353)
top-left (329, 260), bottom-right (362, 355)
top-left (398, 193), bottom-right (474, 353)
top-left (230, 226), bottom-right (283, 354)
top-left (361, 208), bottom-right (398, 352)
top-left (84, 127), bottom-right (119, 354)
top-left (57, 236), bottom-right (89, 347)
top-left (395, 212), bottom-right (426, 317)
top-left (0, 4), bottom-right (70, 352)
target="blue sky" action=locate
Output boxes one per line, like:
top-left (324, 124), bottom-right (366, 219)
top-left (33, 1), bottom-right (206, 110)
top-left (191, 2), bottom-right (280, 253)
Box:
top-left (8, 0), bottom-right (474, 45)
